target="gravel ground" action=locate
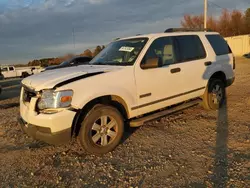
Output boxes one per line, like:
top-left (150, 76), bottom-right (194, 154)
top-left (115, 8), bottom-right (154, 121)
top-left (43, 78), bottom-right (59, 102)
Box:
top-left (0, 58), bottom-right (249, 187)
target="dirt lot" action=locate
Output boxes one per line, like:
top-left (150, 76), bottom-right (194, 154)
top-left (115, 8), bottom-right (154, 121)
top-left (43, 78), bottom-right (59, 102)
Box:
top-left (0, 58), bottom-right (249, 187)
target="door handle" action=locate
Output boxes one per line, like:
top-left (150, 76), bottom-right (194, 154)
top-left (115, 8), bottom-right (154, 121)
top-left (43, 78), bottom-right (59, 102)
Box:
top-left (204, 61), bottom-right (212, 66)
top-left (170, 68), bottom-right (181, 73)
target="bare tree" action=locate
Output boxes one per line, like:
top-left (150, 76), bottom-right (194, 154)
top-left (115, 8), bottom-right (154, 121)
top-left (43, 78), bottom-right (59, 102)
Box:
top-left (180, 8), bottom-right (250, 37)
top-left (81, 49), bottom-right (93, 58)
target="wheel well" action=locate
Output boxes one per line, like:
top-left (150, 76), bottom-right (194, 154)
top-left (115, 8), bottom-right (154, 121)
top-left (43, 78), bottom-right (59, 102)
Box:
top-left (22, 72), bottom-right (29, 77)
top-left (72, 95), bottom-right (129, 137)
top-left (210, 71), bottom-right (226, 84)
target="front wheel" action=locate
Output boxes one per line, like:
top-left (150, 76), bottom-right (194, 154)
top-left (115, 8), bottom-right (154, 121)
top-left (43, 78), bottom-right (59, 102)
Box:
top-left (78, 105), bottom-right (124, 155)
top-left (202, 79), bottom-right (226, 110)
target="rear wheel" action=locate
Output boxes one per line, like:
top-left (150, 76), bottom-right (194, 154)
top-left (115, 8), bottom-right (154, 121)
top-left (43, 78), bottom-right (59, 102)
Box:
top-left (78, 105), bottom-right (124, 155)
top-left (21, 72), bottom-right (29, 78)
top-left (202, 79), bottom-right (226, 110)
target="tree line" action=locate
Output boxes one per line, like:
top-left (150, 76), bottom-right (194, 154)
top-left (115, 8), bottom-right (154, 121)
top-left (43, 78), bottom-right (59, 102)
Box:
top-left (27, 45), bottom-right (105, 67)
top-left (181, 8), bottom-right (250, 37)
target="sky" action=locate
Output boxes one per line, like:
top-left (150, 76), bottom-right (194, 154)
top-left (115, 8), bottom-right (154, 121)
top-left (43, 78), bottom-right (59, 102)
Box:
top-left (0, 0), bottom-right (249, 64)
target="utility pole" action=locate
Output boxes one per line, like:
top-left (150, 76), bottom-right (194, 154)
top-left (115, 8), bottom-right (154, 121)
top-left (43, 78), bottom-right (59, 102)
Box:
top-left (204, 0), bottom-right (207, 29)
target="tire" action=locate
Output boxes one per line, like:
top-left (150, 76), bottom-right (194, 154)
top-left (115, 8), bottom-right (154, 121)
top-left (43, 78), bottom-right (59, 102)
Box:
top-left (78, 104), bottom-right (124, 155)
top-left (21, 72), bottom-right (29, 78)
top-left (202, 79), bottom-right (226, 110)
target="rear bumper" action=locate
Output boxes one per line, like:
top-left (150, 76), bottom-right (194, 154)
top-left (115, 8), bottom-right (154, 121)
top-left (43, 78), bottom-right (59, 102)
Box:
top-left (18, 116), bottom-right (71, 145)
top-left (226, 77), bottom-right (235, 87)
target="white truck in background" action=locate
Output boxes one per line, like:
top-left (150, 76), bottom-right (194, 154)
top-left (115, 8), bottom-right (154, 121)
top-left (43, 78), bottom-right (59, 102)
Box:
top-left (0, 65), bottom-right (43, 79)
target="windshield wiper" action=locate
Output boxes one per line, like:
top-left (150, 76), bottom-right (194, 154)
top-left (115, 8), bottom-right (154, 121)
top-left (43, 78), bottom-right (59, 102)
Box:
top-left (108, 62), bottom-right (132, 66)
top-left (92, 62), bottom-right (105, 65)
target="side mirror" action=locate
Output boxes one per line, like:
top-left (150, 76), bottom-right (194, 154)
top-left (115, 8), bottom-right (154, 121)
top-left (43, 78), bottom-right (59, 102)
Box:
top-left (141, 57), bottom-right (160, 69)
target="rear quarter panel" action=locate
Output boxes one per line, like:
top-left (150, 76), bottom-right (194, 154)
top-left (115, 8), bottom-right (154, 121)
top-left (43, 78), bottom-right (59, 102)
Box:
top-left (200, 33), bottom-right (235, 82)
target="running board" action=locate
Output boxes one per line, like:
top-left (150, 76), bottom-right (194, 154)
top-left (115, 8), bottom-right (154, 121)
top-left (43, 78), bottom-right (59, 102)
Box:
top-left (130, 99), bottom-right (202, 127)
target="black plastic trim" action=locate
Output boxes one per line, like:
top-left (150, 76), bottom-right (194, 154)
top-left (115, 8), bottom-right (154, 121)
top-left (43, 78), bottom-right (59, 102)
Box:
top-left (170, 68), bottom-right (181, 73)
top-left (204, 61), bottom-right (212, 66)
top-left (140, 93), bottom-right (152, 98)
top-left (165, 28), bottom-right (213, 32)
top-left (68, 107), bottom-right (80, 112)
top-left (18, 116), bottom-right (71, 145)
top-left (132, 87), bottom-right (205, 110)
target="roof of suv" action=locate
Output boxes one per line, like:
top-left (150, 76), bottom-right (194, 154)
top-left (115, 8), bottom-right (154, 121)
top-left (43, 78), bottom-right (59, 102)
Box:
top-left (118, 31), bottom-right (219, 41)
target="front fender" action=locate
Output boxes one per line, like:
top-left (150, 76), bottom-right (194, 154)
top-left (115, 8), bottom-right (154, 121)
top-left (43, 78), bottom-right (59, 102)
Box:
top-left (57, 66), bottom-right (138, 118)
top-left (71, 86), bottom-right (136, 118)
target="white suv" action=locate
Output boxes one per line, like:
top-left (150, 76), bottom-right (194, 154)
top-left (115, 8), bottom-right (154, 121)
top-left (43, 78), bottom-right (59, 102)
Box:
top-left (19, 29), bottom-right (235, 155)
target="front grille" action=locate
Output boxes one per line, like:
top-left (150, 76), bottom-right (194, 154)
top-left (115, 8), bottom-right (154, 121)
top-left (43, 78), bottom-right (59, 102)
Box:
top-left (23, 87), bottom-right (36, 103)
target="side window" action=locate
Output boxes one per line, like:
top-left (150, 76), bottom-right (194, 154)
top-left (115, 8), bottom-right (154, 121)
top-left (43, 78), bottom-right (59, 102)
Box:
top-left (206, 35), bottom-right (231, 56)
top-left (1, 67), bottom-right (8, 72)
top-left (9, 67), bottom-right (14, 71)
top-left (78, 57), bottom-right (91, 64)
top-left (142, 37), bottom-right (175, 67)
top-left (174, 35), bottom-right (206, 63)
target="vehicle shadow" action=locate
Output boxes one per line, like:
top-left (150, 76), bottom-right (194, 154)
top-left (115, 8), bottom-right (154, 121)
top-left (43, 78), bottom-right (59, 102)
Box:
top-left (0, 103), bottom-right (19, 109)
top-left (120, 122), bottom-right (138, 144)
top-left (211, 94), bottom-right (229, 187)
top-left (201, 53), bottom-right (232, 187)
top-left (0, 141), bottom-right (50, 153)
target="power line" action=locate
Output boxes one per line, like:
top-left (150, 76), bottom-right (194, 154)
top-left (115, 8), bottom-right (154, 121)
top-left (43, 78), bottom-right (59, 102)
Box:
top-left (208, 1), bottom-right (224, 10)
top-left (208, 0), bottom-right (246, 12)
top-left (164, 0), bottom-right (189, 19)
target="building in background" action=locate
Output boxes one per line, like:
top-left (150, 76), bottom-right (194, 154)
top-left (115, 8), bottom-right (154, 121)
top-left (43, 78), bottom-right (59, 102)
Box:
top-left (225, 35), bottom-right (250, 56)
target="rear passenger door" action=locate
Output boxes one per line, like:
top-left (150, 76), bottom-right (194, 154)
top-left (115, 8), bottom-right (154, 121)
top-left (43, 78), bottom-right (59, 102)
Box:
top-left (172, 35), bottom-right (208, 95)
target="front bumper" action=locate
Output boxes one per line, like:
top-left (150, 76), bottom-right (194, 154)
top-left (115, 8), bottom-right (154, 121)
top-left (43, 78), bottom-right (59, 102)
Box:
top-left (19, 87), bottom-right (77, 145)
top-left (18, 116), bottom-right (71, 145)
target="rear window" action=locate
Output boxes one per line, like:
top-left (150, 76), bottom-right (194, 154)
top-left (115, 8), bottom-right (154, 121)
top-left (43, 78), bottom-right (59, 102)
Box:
top-left (174, 35), bottom-right (206, 63)
top-left (206, 35), bottom-right (232, 56)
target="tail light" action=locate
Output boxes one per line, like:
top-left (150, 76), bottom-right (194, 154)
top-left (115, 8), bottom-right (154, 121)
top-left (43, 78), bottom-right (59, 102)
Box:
top-left (233, 56), bottom-right (236, 70)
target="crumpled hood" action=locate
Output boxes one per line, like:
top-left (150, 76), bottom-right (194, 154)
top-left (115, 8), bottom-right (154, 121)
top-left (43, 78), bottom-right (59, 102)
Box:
top-left (22, 65), bottom-right (123, 91)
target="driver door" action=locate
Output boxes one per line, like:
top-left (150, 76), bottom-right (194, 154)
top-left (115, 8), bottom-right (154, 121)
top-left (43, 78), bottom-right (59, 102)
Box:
top-left (134, 36), bottom-right (184, 115)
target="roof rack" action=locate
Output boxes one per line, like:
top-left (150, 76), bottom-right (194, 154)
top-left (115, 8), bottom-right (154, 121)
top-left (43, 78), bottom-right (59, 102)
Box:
top-left (164, 28), bottom-right (213, 33)
top-left (113, 37), bottom-right (120, 41)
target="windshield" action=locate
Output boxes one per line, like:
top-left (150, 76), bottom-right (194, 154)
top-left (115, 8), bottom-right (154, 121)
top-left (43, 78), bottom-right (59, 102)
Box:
top-left (60, 60), bottom-right (70, 66)
top-left (90, 38), bottom-right (148, 66)
top-left (60, 61), bottom-right (67, 66)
